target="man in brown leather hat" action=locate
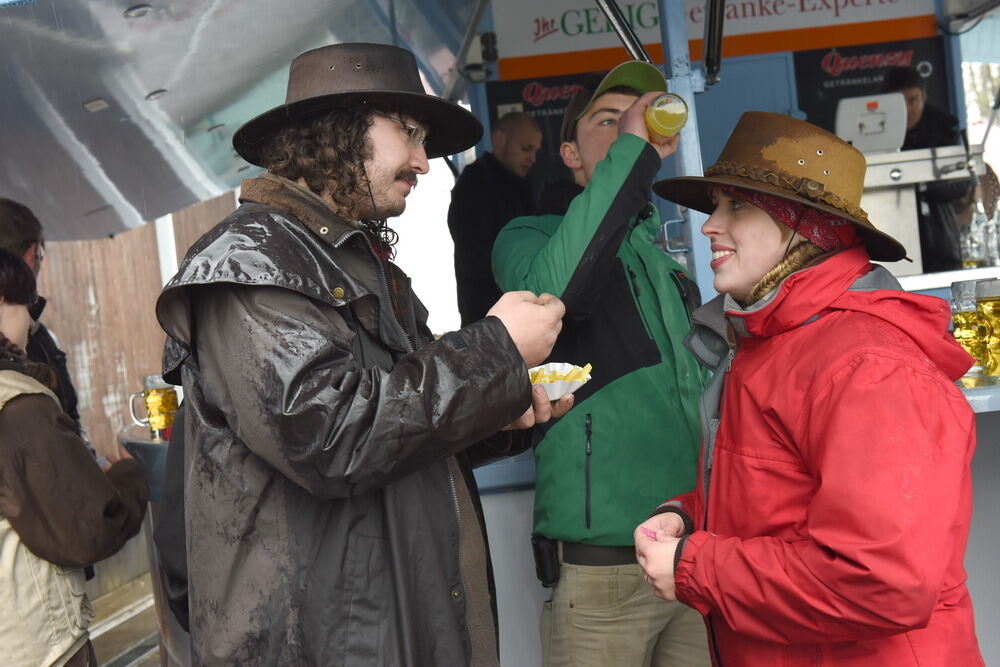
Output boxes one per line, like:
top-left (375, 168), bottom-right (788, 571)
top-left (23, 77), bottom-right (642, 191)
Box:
top-left (156, 43), bottom-right (570, 666)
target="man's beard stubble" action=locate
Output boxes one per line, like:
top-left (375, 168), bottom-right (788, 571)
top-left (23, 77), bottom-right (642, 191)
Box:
top-left (357, 168), bottom-right (419, 221)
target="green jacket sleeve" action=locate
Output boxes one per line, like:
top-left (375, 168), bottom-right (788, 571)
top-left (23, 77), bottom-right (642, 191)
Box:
top-left (492, 134), bottom-right (661, 315)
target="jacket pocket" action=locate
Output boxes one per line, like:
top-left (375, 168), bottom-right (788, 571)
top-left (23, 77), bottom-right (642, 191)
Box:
top-left (54, 565), bottom-right (91, 637)
top-left (626, 266), bottom-right (654, 337)
top-left (584, 413), bottom-right (593, 530)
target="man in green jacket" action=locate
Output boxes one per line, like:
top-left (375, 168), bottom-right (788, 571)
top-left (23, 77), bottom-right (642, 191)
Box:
top-left (492, 62), bottom-right (710, 667)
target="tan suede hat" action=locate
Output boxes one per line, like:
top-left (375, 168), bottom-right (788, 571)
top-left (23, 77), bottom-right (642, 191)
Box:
top-left (653, 111), bottom-right (906, 262)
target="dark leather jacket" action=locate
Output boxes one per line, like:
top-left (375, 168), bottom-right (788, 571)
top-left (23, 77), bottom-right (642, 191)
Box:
top-left (156, 174), bottom-right (531, 666)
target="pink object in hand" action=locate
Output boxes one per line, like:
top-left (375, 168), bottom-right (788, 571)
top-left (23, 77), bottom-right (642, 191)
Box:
top-left (639, 526), bottom-right (658, 541)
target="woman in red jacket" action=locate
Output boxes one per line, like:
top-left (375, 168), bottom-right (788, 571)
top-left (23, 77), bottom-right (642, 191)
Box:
top-left (637, 112), bottom-right (983, 666)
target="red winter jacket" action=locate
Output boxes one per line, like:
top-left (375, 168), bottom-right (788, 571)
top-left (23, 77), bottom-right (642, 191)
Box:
top-left (668, 247), bottom-right (983, 666)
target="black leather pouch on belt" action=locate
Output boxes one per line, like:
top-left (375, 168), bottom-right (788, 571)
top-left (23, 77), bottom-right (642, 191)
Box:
top-left (531, 534), bottom-right (560, 588)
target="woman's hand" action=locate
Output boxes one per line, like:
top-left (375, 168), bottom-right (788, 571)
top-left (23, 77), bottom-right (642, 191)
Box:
top-left (636, 511), bottom-right (686, 540)
top-left (635, 519), bottom-right (684, 600)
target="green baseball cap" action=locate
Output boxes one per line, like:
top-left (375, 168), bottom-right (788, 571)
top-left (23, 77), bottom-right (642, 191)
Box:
top-left (559, 61), bottom-right (667, 143)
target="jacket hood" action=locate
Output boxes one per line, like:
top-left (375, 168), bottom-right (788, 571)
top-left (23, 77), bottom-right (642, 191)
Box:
top-left (688, 247), bottom-right (973, 380)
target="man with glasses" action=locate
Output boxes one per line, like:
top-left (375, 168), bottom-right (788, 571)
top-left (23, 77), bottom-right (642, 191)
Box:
top-left (155, 43), bottom-right (570, 666)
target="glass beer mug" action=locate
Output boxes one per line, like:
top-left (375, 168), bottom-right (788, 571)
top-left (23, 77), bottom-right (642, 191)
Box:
top-left (129, 374), bottom-right (179, 441)
top-left (976, 279), bottom-right (1000, 381)
top-left (951, 279), bottom-right (986, 387)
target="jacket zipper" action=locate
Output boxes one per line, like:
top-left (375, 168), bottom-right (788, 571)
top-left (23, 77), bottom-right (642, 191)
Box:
top-left (703, 349), bottom-right (734, 667)
top-left (627, 266), bottom-right (642, 297)
top-left (446, 459), bottom-right (467, 618)
top-left (376, 261), bottom-right (415, 354)
top-left (584, 413), bottom-right (593, 530)
top-left (448, 467), bottom-right (462, 527)
top-left (669, 270), bottom-right (696, 321)
top-left (702, 348), bottom-right (733, 527)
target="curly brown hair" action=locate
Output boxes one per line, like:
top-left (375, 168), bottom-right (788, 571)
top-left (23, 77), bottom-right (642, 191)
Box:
top-left (260, 104), bottom-right (429, 255)
top-left (260, 106), bottom-right (373, 216)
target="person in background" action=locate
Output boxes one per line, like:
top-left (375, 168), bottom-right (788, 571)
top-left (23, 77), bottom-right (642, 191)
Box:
top-left (881, 65), bottom-right (974, 272)
top-left (492, 62), bottom-right (709, 667)
top-left (155, 43), bottom-right (570, 666)
top-left (0, 248), bottom-right (148, 667)
top-left (638, 111), bottom-right (983, 666)
top-left (449, 111), bottom-right (542, 325)
top-left (0, 197), bottom-right (87, 440)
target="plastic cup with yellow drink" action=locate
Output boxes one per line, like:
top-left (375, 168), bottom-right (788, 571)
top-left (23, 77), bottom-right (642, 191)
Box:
top-left (644, 93), bottom-right (688, 143)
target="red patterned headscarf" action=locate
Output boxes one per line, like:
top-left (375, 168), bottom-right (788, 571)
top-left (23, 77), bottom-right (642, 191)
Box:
top-left (719, 185), bottom-right (860, 251)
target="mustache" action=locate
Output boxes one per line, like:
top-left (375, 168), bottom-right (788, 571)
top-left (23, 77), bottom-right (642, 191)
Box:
top-left (395, 170), bottom-right (418, 185)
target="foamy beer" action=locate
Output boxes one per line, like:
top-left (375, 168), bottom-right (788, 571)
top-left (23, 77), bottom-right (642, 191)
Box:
top-left (975, 279), bottom-right (1000, 380)
top-left (644, 93), bottom-right (688, 143)
top-left (129, 374), bottom-right (179, 441)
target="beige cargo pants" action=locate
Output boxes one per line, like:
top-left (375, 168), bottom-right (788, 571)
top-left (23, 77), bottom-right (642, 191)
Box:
top-left (541, 561), bottom-right (711, 667)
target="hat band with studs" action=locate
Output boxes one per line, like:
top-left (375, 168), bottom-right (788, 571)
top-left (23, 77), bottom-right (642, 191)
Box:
top-left (705, 160), bottom-right (868, 223)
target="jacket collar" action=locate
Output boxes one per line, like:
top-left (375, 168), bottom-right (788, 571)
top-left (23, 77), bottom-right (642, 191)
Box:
top-left (28, 295), bottom-right (46, 322)
top-left (685, 247), bottom-right (971, 381)
top-left (684, 247), bottom-right (892, 367)
top-left (239, 173), bottom-right (362, 246)
top-left (726, 246), bottom-right (876, 339)
top-left (1, 335), bottom-right (57, 390)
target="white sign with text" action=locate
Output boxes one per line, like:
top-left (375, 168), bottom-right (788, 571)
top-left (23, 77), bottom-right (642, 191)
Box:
top-left (493, 0), bottom-right (935, 60)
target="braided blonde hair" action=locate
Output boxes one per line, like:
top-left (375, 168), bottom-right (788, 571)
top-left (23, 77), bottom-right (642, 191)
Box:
top-left (742, 241), bottom-right (829, 306)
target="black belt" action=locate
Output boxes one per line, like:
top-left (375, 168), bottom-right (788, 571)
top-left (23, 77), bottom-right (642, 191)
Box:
top-left (560, 541), bottom-right (636, 566)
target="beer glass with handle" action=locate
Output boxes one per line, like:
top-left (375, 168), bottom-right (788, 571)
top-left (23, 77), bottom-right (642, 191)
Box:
top-left (951, 279), bottom-right (987, 387)
top-left (129, 373), bottom-right (179, 441)
top-left (975, 278), bottom-right (1000, 382)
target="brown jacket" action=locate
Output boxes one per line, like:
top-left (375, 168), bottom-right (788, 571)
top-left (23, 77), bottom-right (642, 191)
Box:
top-left (0, 358), bottom-right (148, 566)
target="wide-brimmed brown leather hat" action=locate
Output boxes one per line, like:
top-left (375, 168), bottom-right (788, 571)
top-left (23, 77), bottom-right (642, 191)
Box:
top-left (653, 111), bottom-right (906, 262)
top-left (234, 43), bottom-right (482, 165)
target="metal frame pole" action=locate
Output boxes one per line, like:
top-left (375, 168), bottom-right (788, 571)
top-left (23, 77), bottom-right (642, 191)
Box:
top-left (443, 0), bottom-right (492, 103)
top-left (657, 0), bottom-right (715, 298)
